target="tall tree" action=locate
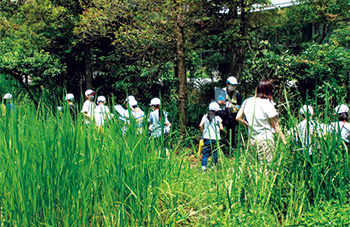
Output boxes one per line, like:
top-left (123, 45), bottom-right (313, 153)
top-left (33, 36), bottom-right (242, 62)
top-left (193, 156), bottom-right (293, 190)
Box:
top-left (75, 0), bottom-right (199, 134)
top-left (192, 0), bottom-right (270, 80)
top-left (0, 0), bottom-right (68, 104)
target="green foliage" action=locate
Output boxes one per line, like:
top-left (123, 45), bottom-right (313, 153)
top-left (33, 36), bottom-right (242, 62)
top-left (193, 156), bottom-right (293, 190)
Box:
top-left (0, 42), bottom-right (64, 82)
top-left (242, 40), bottom-right (350, 109)
top-left (330, 21), bottom-right (350, 48)
top-left (295, 201), bottom-right (350, 226)
top-left (263, 0), bottom-right (350, 45)
top-left (297, 43), bottom-right (350, 105)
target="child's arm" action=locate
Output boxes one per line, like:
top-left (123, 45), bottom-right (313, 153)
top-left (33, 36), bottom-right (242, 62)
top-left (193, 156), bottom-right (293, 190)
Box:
top-left (199, 121), bottom-right (204, 135)
top-left (81, 102), bottom-right (91, 120)
top-left (219, 123), bottom-right (224, 131)
top-left (164, 112), bottom-right (171, 127)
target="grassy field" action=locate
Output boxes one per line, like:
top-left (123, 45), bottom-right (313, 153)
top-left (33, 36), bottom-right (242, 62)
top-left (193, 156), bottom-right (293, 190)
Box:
top-left (0, 102), bottom-right (349, 226)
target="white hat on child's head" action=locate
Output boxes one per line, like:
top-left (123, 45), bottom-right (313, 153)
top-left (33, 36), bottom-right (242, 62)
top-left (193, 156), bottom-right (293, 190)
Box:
top-left (299, 105), bottom-right (314, 116)
top-left (124, 95), bottom-right (136, 104)
top-left (65, 93), bottom-right (74, 101)
top-left (97, 96), bottom-right (106, 103)
top-left (150, 98), bottom-right (161, 106)
top-left (129, 99), bottom-right (138, 107)
top-left (209, 102), bottom-right (220, 111)
top-left (85, 89), bottom-right (95, 96)
top-left (334, 104), bottom-right (349, 115)
top-left (3, 93), bottom-right (12, 99)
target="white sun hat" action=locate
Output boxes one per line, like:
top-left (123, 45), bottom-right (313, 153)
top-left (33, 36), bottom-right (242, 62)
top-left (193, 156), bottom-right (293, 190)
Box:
top-left (129, 99), bottom-right (138, 107)
top-left (299, 105), bottom-right (314, 116)
top-left (226, 76), bottom-right (239, 85)
top-left (85, 89), bottom-right (95, 97)
top-left (150, 97), bottom-right (161, 106)
top-left (3, 93), bottom-right (12, 99)
top-left (209, 102), bottom-right (220, 111)
top-left (334, 104), bottom-right (349, 115)
top-left (97, 96), bottom-right (106, 103)
top-left (124, 95), bottom-right (136, 102)
top-left (65, 93), bottom-right (74, 101)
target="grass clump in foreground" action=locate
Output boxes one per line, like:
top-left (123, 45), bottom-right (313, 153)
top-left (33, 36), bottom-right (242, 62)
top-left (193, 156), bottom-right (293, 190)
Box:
top-left (0, 102), bottom-right (349, 226)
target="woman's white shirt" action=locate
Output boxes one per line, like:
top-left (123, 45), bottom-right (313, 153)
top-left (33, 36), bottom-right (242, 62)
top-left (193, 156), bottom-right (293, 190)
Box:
top-left (241, 97), bottom-right (278, 141)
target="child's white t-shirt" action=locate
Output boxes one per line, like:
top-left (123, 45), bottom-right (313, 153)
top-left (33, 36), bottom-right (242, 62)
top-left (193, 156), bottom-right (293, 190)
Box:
top-left (148, 110), bottom-right (170, 137)
top-left (81, 100), bottom-right (96, 124)
top-left (241, 97), bottom-right (278, 141)
top-left (200, 114), bottom-right (222, 140)
top-left (94, 105), bottom-right (110, 127)
top-left (328, 122), bottom-right (350, 143)
top-left (123, 108), bottom-right (145, 134)
top-left (289, 119), bottom-right (321, 155)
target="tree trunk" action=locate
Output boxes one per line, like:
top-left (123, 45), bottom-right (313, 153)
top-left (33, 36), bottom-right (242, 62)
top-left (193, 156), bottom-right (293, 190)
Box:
top-left (83, 44), bottom-right (93, 89)
top-left (3, 69), bottom-right (39, 106)
top-left (229, 0), bottom-right (248, 81)
top-left (176, 14), bottom-right (187, 136)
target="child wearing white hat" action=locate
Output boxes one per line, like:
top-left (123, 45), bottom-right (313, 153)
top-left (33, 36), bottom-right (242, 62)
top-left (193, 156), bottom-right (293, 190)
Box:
top-left (328, 104), bottom-right (350, 146)
top-left (65, 93), bottom-right (77, 121)
top-left (148, 97), bottom-right (172, 156)
top-left (288, 105), bottom-right (321, 156)
top-left (123, 98), bottom-right (145, 134)
top-left (1, 93), bottom-right (15, 115)
top-left (199, 102), bottom-right (224, 171)
top-left (94, 96), bottom-right (111, 129)
top-left (81, 89), bottom-right (96, 125)
top-left (148, 97), bottom-right (171, 138)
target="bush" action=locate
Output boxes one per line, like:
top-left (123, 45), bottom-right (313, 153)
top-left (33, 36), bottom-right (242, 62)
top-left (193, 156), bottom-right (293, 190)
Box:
top-left (242, 41), bottom-right (350, 112)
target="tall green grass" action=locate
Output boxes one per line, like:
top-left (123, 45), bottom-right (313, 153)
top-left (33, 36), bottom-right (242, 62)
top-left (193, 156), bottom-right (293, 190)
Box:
top-left (0, 96), bottom-right (349, 226)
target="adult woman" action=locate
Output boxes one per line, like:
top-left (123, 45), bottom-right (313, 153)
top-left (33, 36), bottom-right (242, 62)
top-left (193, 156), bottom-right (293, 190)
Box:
top-left (236, 79), bottom-right (286, 162)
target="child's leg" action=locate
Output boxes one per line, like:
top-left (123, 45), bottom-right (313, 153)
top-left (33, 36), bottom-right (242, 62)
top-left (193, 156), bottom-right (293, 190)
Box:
top-left (201, 139), bottom-right (211, 170)
top-left (212, 140), bottom-right (218, 165)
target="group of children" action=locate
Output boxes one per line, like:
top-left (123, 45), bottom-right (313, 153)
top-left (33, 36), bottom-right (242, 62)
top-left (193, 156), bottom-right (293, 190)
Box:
top-left (3, 84), bottom-right (349, 171)
top-left (199, 78), bottom-right (350, 171)
top-left (1, 89), bottom-right (172, 140)
top-left (289, 104), bottom-right (350, 155)
top-left (75, 89), bottom-right (172, 140)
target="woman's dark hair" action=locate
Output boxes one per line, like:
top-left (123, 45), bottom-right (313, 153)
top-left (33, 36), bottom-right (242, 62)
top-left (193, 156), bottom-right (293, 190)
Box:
top-left (207, 110), bottom-right (215, 122)
top-left (339, 112), bottom-right (349, 122)
top-left (256, 79), bottom-right (274, 101)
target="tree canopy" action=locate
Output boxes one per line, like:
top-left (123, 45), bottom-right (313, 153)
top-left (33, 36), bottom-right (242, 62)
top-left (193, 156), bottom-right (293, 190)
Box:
top-left (0, 0), bottom-right (349, 128)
